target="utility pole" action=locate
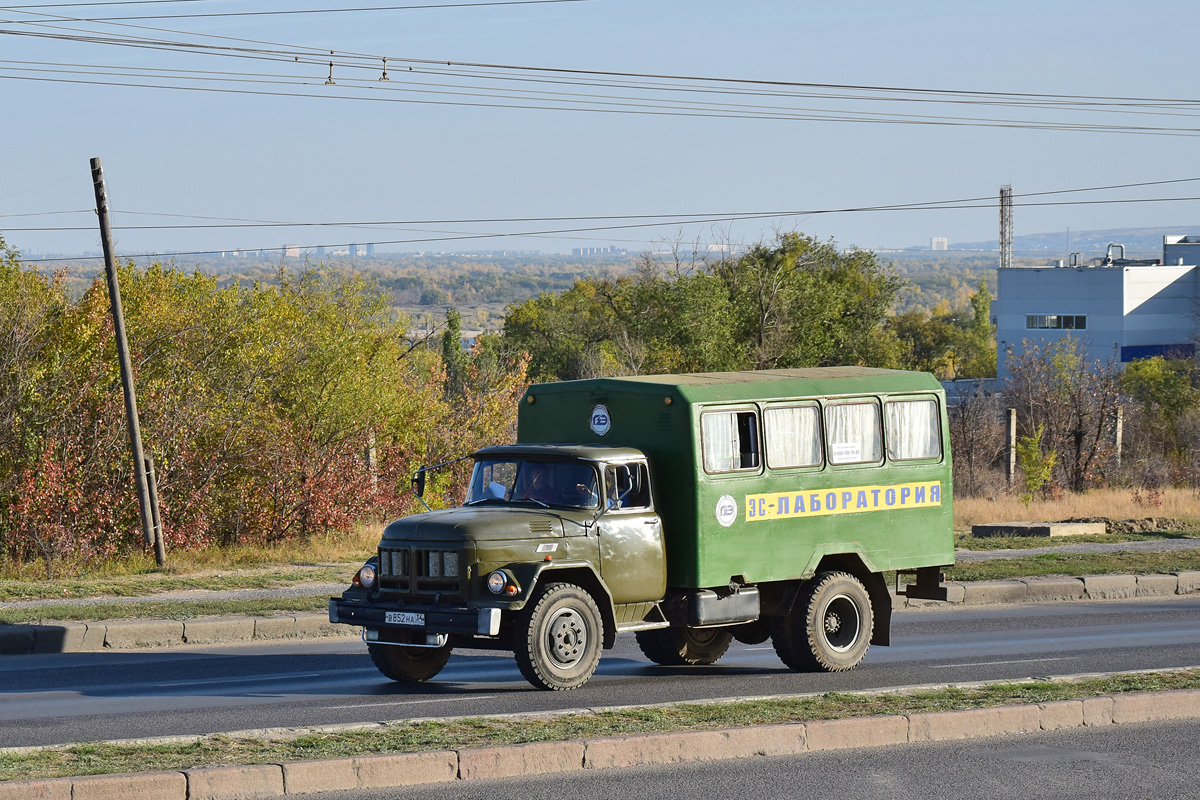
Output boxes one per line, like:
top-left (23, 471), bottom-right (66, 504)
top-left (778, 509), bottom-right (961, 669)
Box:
top-left (999, 185), bottom-right (1014, 272)
top-left (90, 157), bottom-right (166, 568)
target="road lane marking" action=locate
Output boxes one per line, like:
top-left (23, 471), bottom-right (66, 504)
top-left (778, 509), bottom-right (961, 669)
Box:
top-left (930, 657), bottom-right (1078, 669)
top-left (326, 695), bottom-right (495, 710)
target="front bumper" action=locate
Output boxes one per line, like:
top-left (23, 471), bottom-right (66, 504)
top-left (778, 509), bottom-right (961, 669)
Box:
top-left (329, 598), bottom-right (502, 636)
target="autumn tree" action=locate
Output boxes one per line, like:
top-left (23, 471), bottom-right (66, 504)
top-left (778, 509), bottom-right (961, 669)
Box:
top-left (1005, 336), bottom-right (1122, 492)
top-left (502, 232), bottom-right (904, 382)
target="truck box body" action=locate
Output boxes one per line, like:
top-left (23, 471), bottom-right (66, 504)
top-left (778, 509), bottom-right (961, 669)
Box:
top-left (518, 367), bottom-right (954, 589)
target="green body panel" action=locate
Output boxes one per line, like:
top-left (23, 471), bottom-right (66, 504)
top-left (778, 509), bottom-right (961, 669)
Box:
top-left (518, 367), bottom-right (955, 589)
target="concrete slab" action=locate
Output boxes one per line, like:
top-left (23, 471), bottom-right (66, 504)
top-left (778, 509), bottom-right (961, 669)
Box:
top-left (183, 617), bottom-right (255, 645)
top-left (185, 764), bottom-right (284, 800)
top-left (1082, 574), bottom-right (1138, 600)
top-left (1020, 578), bottom-right (1085, 602)
top-left (1136, 574), bottom-right (1179, 597)
top-left (353, 751), bottom-right (457, 789)
top-left (72, 771), bottom-right (187, 800)
top-left (1082, 696), bottom-right (1115, 727)
top-left (0, 625), bottom-right (35, 655)
top-left (31, 623), bottom-right (88, 653)
top-left (281, 758), bottom-right (359, 795)
top-left (972, 522), bottom-right (1107, 538)
top-left (1110, 689), bottom-right (1200, 725)
top-left (718, 724), bottom-right (808, 757)
top-left (961, 580), bottom-right (1029, 605)
top-left (805, 716), bottom-right (908, 751)
top-left (0, 777), bottom-right (72, 800)
top-left (908, 705), bottom-right (1040, 742)
top-left (81, 623), bottom-right (108, 650)
top-left (102, 620), bottom-right (184, 649)
top-left (1179, 570), bottom-right (1200, 595)
top-left (253, 616), bottom-right (296, 639)
top-left (459, 740), bottom-right (583, 780)
top-left (1038, 700), bottom-right (1085, 730)
top-left (293, 614), bottom-right (352, 639)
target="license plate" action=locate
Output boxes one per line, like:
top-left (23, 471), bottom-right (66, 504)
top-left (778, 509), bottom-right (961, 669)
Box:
top-left (385, 611), bottom-right (425, 627)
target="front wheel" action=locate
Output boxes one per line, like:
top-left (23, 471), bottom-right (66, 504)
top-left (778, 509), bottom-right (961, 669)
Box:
top-left (771, 571), bottom-right (873, 672)
top-left (367, 641), bottom-right (453, 682)
top-left (636, 626), bottom-right (733, 665)
top-left (513, 582), bottom-right (603, 691)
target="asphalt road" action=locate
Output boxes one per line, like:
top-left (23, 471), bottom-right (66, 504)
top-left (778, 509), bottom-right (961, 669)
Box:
top-left (3, 595), bottom-right (1199, 749)
top-left (306, 718), bottom-right (1200, 800)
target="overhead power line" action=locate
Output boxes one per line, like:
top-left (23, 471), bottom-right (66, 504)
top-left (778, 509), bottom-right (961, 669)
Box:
top-left (11, 0), bottom-right (595, 21)
top-left (3, 8), bottom-right (1200, 135)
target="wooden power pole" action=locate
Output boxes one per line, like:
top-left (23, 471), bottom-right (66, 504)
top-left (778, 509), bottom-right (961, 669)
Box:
top-left (90, 157), bottom-right (166, 568)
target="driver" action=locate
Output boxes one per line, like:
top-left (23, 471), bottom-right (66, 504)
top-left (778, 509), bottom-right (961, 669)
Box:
top-left (517, 463), bottom-right (561, 504)
top-left (517, 463), bottom-right (596, 506)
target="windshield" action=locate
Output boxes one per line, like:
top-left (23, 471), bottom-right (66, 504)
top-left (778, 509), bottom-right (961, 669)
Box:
top-left (466, 458), bottom-right (600, 509)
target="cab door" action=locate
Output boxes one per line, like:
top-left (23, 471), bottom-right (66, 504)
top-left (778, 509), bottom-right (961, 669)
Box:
top-left (596, 461), bottom-right (667, 604)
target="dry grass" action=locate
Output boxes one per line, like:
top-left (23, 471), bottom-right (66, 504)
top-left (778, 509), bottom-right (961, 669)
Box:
top-left (953, 487), bottom-right (1200, 530)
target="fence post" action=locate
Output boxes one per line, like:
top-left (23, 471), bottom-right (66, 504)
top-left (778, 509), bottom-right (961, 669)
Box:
top-left (1005, 407), bottom-right (1017, 486)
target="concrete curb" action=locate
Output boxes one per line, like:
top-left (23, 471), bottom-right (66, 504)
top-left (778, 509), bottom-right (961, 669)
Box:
top-left (897, 570), bottom-right (1200, 610)
top-left (2, 688), bottom-right (1197, 798)
top-left (0, 613), bottom-right (358, 656)
top-left (2, 570), bottom-right (1198, 656)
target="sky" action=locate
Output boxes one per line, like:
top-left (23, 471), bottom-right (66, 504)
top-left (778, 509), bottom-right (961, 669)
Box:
top-left (3, 0), bottom-right (1200, 263)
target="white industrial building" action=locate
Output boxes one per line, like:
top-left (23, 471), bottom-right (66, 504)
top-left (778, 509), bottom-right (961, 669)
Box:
top-left (995, 237), bottom-right (1200, 382)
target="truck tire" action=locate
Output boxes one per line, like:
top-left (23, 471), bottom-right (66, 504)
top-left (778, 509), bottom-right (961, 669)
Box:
top-left (367, 642), bottom-right (453, 682)
top-left (513, 582), bottom-right (603, 691)
top-left (635, 627), bottom-right (733, 665)
top-left (771, 571), bottom-right (873, 672)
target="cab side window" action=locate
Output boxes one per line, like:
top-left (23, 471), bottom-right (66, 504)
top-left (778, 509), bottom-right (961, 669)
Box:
top-left (605, 463), bottom-right (651, 510)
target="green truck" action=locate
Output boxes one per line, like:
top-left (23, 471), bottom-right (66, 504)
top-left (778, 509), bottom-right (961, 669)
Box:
top-left (330, 367), bottom-right (953, 691)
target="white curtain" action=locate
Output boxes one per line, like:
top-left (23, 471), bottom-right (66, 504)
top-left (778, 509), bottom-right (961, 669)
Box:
top-left (825, 403), bottom-right (882, 465)
top-left (701, 412), bottom-right (737, 472)
top-left (885, 399), bottom-right (941, 460)
top-left (765, 406), bottom-right (822, 468)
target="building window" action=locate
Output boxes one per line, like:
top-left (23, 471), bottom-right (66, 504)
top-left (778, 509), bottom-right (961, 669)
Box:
top-left (1025, 314), bottom-right (1086, 330)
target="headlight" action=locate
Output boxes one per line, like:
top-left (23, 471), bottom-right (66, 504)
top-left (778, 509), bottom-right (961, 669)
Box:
top-left (487, 571), bottom-right (506, 594)
top-left (357, 563), bottom-right (376, 588)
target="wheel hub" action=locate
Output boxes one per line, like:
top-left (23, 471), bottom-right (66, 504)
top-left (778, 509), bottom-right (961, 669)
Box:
top-left (546, 608), bottom-right (587, 667)
top-left (822, 593), bottom-right (861, 652)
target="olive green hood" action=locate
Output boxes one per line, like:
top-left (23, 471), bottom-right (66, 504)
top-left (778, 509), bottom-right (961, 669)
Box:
top-left (381, 506), bottom-right (587, 542)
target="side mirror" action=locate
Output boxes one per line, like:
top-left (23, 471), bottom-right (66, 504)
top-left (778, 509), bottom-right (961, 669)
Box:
top-left (412, 467), bottom-right (427, 498)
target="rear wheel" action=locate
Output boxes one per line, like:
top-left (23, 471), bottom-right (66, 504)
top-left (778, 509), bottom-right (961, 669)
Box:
top-left (771, 571), bottom-right (873, 672)
top-left (513, 582), bottom-right (603, 691)
top-left (636, 626), bottom-right (733, 665)
top-left (367, 641), bottom-right (453, 682)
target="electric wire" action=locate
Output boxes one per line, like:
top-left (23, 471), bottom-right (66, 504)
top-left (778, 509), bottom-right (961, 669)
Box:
top-left (15, 0), bottom-right (595, 22)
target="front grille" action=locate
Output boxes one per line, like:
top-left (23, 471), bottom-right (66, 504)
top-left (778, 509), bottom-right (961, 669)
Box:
top-left (378, 546), bottom-right (466, 599)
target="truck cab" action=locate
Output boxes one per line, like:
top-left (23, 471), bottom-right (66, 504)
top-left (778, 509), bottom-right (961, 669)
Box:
top-left (330, 444), bottom-right (668, 690)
